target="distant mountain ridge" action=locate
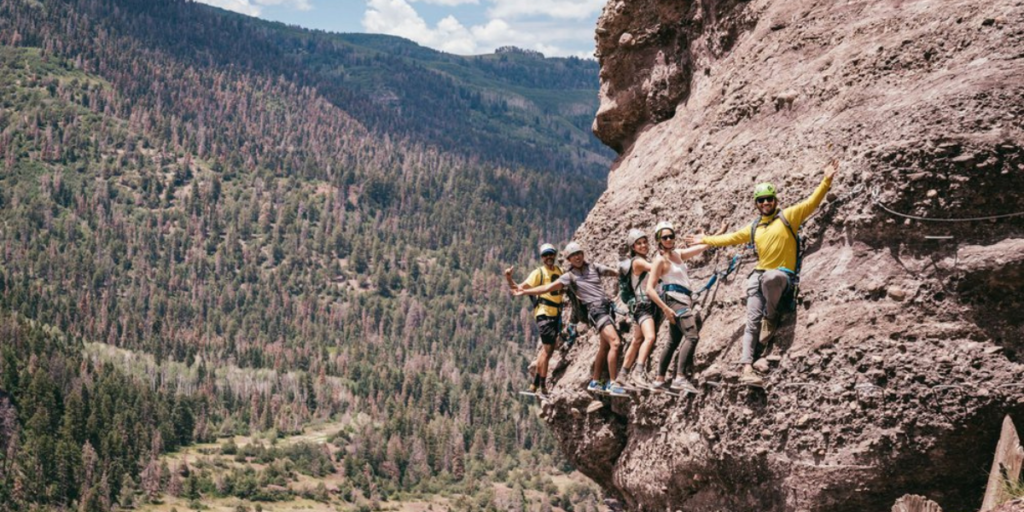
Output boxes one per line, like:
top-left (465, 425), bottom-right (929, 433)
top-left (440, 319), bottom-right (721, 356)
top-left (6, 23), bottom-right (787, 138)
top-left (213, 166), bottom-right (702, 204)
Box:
top-left (75, 0), bottom-right (612, 177)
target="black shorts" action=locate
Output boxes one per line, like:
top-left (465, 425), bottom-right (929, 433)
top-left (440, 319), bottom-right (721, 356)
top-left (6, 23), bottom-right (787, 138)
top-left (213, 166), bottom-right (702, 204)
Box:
top-left (585, 301), bottom-right (615, 331)
top-left (632, 300), bottom-right (658, 325)
top-left (536, 315), bottom-right (560, 345)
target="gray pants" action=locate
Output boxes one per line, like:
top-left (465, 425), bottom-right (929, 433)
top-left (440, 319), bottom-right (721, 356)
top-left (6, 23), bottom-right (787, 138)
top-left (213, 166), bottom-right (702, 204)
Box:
top-left (658, 296), bottom-right (698, 379)
top-left (741, 270), bottom-right (791, 364)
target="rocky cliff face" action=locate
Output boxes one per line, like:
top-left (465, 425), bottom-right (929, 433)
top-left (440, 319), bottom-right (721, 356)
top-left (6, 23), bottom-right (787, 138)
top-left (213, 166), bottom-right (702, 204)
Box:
top-left (543, 0), bottom-right (1024, 511)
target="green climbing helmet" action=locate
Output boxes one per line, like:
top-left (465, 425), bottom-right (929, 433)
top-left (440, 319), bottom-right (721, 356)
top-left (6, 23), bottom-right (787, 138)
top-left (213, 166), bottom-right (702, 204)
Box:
top-left (753, 182), bottom-right (777, 199)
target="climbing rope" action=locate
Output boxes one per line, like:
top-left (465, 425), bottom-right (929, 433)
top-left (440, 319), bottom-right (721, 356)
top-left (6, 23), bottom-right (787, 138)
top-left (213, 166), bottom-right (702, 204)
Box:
top-left (692, 254), bottom-right (742, 299)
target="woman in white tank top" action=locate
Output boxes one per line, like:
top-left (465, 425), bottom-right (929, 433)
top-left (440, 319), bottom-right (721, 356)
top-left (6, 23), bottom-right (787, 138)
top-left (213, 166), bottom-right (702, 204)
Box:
top-left (644, 222), bottom-right (711, 394)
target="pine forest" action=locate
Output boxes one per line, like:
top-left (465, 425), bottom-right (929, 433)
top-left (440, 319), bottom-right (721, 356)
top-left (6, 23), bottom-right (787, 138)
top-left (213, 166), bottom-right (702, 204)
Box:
top-left (0, 0), bottom-right (612, 510)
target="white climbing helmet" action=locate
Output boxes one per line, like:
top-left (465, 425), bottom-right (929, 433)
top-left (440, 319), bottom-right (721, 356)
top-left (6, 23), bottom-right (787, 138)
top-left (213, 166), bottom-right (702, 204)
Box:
top-left (539, 243), bottom-right (557, 257)
top-left (626, 228), bottom-right (646, 248)
top-left (654, 221), bottom-right (675, 241)
top-left (564, 241), bottom-right (583, 257)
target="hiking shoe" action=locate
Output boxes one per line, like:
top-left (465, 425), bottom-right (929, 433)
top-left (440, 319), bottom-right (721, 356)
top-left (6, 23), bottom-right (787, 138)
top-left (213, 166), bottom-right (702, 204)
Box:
top-left (651, 378), bottom-right (669, 390)
top-left (669, 377), bottom-right (699, 395)
top-left (606, 381), bottom-right (629, 396)
top-left (539, 386), bottom-right (549, 397)
top-left (529, 383), bottom-right (539, 394)
top-left (587, 380), bottom-right (606, 393)
top-left (630, 370), bottom-right (649, 388)
top-left (759, 317), bottom-right (778, 343)
top-left (739, 371), bottom-right (765, 387)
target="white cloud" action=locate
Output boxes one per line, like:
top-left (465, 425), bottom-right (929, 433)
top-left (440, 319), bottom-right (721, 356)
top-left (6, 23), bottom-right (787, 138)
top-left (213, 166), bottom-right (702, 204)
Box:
top-left (362, 0), bottom-right (597, 57)
top-left (196, 0), bottom-right (311, 17)
top-left (410, 0), bottom-right (479, 5)
top-left (363, 0), bottom-right (479, 54)
top-left (487, 0), bottom-right (604, 20)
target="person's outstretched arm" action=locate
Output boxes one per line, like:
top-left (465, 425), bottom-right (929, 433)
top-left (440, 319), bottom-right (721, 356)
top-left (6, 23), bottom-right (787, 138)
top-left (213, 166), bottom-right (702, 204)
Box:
top-left (785, 158), bottom-right (839, 226)
top-left (513, 280), bottom-right (564, 297)
top-left (632, 257), bottom-right (653, 275)
top-left (687, 227), bottom-right (747, 248)
top-left (678, 244), bottom-right (711, 260)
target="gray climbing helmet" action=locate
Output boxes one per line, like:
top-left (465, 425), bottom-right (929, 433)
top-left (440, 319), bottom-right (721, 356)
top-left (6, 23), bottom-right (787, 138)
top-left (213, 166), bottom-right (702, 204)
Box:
top-left (564, 241), bottom-right (583, 257)
top-left (626, 229), bottom-right (646, 248)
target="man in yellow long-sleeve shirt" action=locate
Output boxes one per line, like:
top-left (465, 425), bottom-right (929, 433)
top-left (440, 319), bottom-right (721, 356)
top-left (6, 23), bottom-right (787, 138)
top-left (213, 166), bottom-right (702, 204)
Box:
top-left (685, 159), bottom-right (839, 385)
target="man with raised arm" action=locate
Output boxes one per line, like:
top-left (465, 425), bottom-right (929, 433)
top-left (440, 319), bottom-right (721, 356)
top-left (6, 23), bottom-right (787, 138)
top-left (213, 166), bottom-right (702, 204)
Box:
top-left (684, 159), bottom-right (839, 386)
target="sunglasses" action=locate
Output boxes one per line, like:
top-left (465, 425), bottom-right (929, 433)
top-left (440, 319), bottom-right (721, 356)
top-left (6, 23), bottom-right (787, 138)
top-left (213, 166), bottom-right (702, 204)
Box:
top-left (756, 196), bottom-right (776, 204)
top-left (541, 253), bottom-right (556, 258)
top-left (660, 234), bottom-right (675, 241)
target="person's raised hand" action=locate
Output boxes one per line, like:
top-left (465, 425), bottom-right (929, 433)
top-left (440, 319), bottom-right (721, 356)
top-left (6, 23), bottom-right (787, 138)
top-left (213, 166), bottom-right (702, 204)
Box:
top-left (824, 158), bottom-right (839, 180)
top-left (504, 266), bottom-right (514, 277)
top-left (683, 233), bottom-right (704, 246)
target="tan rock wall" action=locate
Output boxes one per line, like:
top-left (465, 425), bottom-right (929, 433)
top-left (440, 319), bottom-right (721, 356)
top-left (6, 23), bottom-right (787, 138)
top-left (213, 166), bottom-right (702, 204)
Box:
top-left (544, 0), bottom-right (1024, 510)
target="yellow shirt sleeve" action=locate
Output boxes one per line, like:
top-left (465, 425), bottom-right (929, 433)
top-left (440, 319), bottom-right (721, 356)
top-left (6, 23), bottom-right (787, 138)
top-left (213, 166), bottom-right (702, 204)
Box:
top-left (702, 227), bottom-right (751, 247)
top-left (525, 268), bottom-right (543, 288)
top-left (784, 175), bottom-right (832, 227)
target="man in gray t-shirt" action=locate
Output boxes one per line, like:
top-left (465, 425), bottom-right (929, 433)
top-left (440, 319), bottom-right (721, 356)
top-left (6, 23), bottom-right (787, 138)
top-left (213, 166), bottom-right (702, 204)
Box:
top-left (514, 242), bottom-right (628, 395)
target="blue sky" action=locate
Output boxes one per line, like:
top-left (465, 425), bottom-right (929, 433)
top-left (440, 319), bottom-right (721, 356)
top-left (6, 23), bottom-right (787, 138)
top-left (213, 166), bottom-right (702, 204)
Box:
top-left (195, 0), bottom-right (604, 58)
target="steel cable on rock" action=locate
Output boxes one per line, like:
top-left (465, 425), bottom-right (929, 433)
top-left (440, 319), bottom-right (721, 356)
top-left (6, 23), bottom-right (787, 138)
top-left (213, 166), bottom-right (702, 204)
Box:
top-left (870, 185), bottom-right (1024, 222)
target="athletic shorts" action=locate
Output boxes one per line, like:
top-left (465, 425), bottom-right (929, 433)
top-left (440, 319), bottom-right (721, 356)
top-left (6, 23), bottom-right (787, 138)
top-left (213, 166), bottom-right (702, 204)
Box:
top-left (536, 315), bottom-right (560, 345)
top-left (632, 300), bottom-right (658, 326)
top-left (585, 301), bottom-right (615, 331)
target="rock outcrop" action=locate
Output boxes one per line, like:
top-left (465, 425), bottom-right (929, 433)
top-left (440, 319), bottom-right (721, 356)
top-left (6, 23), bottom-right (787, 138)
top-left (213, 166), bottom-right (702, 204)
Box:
top-left (544, 0), bottom-right (1024, 511)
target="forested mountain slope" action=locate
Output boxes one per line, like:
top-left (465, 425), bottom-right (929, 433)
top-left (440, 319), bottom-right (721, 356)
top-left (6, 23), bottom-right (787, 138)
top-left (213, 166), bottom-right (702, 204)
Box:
top-left (12, 0), bottom-right (611, 177)
top-left (0, 0), bottom-right (608, 509)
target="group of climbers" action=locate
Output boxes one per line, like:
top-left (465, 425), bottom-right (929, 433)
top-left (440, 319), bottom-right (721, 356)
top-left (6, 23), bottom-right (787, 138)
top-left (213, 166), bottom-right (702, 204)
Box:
top-left (506, 159), bottom-right (839, 396)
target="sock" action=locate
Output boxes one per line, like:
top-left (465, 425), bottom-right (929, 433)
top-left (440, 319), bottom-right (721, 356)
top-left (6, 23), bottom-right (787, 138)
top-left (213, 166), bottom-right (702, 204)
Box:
top-left (533, 374), bottom-right (542, 387)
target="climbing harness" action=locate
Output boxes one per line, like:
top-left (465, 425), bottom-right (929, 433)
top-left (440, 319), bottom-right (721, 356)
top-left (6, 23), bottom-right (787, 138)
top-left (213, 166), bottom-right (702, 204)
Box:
top-left (749, 210), bottom-right (804, 311)
top-left (661, 283), bottom-right (693, 297)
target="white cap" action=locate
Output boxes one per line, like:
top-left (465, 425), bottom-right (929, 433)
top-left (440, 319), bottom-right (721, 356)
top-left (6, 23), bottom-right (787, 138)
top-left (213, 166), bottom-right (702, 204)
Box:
top-left (539, 243), bottom-right (557, 256)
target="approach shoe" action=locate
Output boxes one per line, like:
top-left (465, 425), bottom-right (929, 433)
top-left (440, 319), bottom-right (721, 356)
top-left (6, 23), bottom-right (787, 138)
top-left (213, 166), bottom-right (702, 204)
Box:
top-left (669, 377), bottom-right (699, 395)
top-left (605, 381), bottom-right (629, 397)
top-left (651, 378), bottom-right (670, 391)
top-left (759, 317), bottom-right (778, 343)
top-left (587, 380), bottom-right (606, 393)
top-left (630, 370), bottom-right (650, 388)
top-left (739, 371), bottom-right (765, 388)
